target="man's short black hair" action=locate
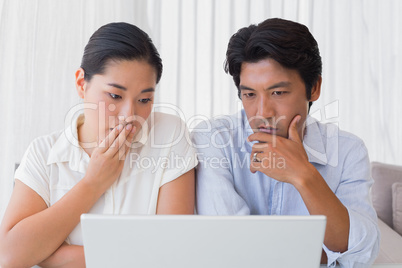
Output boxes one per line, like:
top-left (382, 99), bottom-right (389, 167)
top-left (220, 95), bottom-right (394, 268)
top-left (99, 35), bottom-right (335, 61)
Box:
top-left (224, 18), bottom-right (322, 109)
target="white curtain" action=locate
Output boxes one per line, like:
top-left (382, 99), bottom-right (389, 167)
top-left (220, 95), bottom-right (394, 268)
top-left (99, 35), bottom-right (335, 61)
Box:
top-left (151, 0), bottom-right (402, 166)
top-left (0, 0), bottom-right (151, 220)
top-left (1, 0), bottom-right (401, 221)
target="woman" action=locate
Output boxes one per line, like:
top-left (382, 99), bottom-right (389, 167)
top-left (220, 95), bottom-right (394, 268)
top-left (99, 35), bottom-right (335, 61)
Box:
top-left (0, 22), bottom-right (196, 267)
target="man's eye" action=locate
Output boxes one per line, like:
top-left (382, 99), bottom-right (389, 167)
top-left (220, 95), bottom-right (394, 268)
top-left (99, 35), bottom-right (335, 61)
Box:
top-left (139, 98), bottom-right (152, 103)
top-left (242, 93), bottom-right (255, 98)
top-left (273, 91), bottom-right (286, 96)
top-left (109, 93), bottom-right (122, 99)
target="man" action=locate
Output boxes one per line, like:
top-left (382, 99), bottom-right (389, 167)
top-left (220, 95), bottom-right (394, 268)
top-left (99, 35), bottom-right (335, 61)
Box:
top-left (191, 18), bottom-right (379, 267)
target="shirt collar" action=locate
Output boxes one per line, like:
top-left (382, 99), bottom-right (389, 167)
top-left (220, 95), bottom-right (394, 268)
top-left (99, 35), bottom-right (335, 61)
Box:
top-left (240, 109), bottom-right (254, 153)
top-left (47, 113), bottom-right (149, 173)
top-left (303, 116), bottom-right (329, 165)
top-left (46, 114), bottom-right (87, 173)
top-left (239, 110), bottom-right (329, 165)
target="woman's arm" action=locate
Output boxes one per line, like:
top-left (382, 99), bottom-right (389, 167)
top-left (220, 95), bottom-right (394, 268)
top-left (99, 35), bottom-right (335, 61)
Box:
top-left (36, 167), bottom-right (195, 268)
top-left (156, 169), bottom-right (195, 214)
top-left (0, 177), bottom-right (105, 267)
top-left (38, 242), bottom-right (85, 268)
top-left (0, 124), bottom-right (135, 268)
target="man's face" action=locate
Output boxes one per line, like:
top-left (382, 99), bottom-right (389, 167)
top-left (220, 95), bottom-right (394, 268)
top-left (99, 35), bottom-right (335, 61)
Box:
top-left (240, 58), bottom-right (320, 140)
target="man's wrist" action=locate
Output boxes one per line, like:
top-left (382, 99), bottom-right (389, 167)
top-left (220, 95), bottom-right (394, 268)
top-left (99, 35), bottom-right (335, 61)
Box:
top-left (292, 163), bottom-right (321, 191)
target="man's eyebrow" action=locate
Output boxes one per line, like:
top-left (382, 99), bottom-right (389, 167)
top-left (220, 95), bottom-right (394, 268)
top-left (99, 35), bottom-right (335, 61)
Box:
top-left (239, 81), bottom-right (291, 91)
top-left (239, 85), bottom-right (255, 91)
top-left (107, 83), bottom-right (155, 93)
top-left (266, 81), bottom-right (291, 90)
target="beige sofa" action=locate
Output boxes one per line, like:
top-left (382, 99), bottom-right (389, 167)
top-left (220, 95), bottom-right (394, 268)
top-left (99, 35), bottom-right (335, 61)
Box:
top-left (371, 162), bottom-right (402, 263)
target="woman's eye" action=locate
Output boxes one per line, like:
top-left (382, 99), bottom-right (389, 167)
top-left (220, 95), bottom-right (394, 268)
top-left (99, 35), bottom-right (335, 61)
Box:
top-left (139, 98), bottom-right (152, 103)
top-left (109, 93), bottom-right (122, 99)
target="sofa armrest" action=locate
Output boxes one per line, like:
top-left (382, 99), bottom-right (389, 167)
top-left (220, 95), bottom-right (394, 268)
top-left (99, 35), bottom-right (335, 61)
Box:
top-left (375, 218), bottom-right (402, 263)
top-left (371, 162), bottom-right (402, 227)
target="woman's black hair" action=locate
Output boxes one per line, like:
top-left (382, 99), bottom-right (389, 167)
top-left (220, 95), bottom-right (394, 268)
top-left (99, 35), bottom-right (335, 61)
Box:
top-left (224, 18), bottom-right (322, 109)
top-left (81, 22), bottom-right (162, 83)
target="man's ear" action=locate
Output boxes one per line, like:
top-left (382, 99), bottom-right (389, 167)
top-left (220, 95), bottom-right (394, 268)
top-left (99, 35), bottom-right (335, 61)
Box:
top-left (75, 68), bottom-right (86, 99)
top-left (309, 76), bottom-right (322, 102)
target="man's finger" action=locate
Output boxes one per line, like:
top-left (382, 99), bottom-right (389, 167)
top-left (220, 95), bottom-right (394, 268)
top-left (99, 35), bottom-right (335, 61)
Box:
top-left (249, 160), bottom-right (260, 174)
top-left (251, 151), bottom-right (261, 163)
top-left (287, 115), bottom-right (302, 143)
top-left (248, 132), bottom-right (276, 143)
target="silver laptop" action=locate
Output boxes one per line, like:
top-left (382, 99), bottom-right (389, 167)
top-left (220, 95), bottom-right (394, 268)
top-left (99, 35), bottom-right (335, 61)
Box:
top-left (81, 214), bottom-right (326, 268)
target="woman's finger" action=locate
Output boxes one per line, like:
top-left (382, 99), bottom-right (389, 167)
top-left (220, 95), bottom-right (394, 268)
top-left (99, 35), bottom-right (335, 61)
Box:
top-left (122, 126), bottom-right (137, 159)
top-left (106, 124), bottom-right (133, 158)
top-left (98, 124), bottom-right (124, 153)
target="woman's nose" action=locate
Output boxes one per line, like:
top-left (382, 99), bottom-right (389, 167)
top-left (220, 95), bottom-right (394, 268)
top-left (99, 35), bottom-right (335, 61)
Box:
top-left (118, 102), bottom-right (135, 122)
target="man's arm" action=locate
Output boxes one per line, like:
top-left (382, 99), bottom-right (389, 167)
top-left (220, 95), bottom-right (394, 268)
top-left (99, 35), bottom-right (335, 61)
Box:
top-left (249, 115), bottom-right (349, 252)
top-left (249, 115), bottom-right (379, 265)
top-left (295, 165), bottom-right (349, 252)
top-left (191, 125), bottom-right (250, 215)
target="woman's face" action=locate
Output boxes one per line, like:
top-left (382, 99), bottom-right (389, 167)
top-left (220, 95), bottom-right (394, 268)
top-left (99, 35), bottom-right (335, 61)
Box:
top-left (76, 59), bottom-right (157, 144)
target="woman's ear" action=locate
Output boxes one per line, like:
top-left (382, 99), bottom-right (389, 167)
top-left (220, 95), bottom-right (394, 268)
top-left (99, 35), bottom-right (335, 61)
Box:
top-left (309, 76), bottom-right (322, 102)
top-left (75, 68), bottom-right (86, 99)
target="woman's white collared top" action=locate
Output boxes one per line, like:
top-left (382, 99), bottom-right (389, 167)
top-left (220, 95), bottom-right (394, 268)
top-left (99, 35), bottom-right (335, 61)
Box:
top-left (14, 112), bottom-right (198, 245)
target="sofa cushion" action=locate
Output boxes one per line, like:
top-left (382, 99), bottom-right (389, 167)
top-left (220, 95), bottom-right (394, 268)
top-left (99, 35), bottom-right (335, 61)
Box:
top-left (375, 218), bottom-right (402, 263)
top-left (371, 162), bottom-right (402, 227)
top-left (392, 182), bottom-right (402, 236)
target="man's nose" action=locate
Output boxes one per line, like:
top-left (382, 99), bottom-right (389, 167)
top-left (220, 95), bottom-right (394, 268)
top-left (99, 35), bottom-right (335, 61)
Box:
top-left (256, 96), bottom-right (275, 119)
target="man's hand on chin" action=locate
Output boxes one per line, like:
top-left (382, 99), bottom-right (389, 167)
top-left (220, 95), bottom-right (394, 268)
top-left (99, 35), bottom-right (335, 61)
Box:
top-left (248, 115), bottom-right (314, 186)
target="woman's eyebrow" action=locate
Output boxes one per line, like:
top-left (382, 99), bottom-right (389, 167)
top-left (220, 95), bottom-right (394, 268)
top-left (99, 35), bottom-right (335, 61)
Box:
top-left (107, 83), bottom-right (126, 91)
top-left (141, 88), bottom-right (155, 93)
top-left (106, 84), bottom-right (154, 93)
